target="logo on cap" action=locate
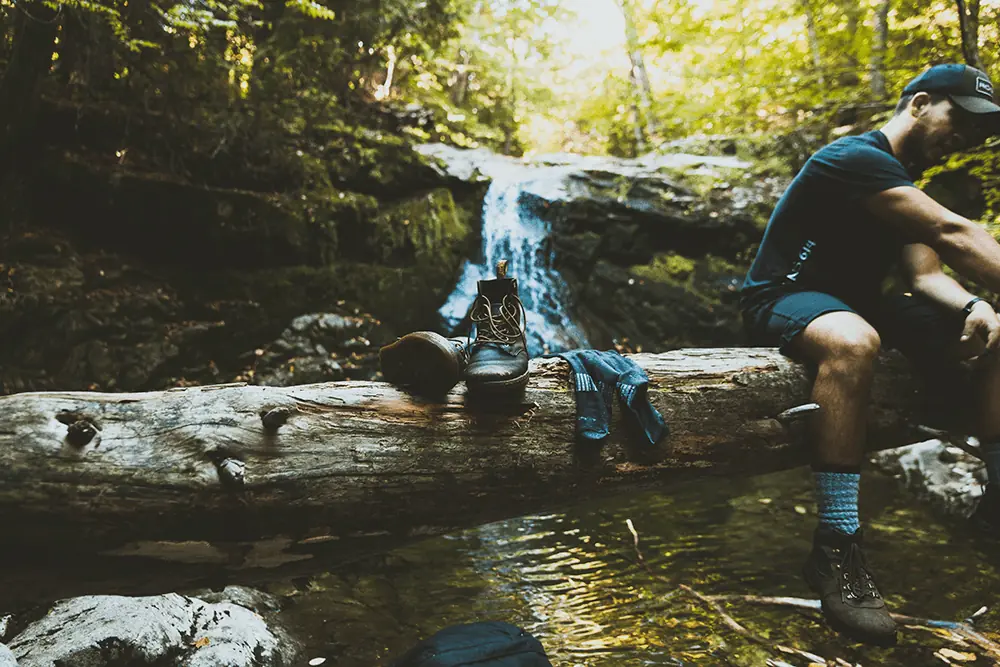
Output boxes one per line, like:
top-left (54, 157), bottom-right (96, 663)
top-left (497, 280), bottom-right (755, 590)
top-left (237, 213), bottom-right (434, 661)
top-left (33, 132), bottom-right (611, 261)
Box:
top-left (976, 76), bottom-right (993, 97)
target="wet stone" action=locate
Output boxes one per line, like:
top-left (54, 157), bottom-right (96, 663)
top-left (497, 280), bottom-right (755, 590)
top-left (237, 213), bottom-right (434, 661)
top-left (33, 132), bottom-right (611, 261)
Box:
top-left (6, 586), bottom-right (299, 667)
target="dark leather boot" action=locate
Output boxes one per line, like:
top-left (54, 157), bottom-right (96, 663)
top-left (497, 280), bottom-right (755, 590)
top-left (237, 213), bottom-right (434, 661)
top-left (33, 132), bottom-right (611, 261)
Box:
top-left (379, 331), bottom-right (468, 397)
top-left (802, 525), bottom-right (897, 644)
top-left (465, 262), bottom-right (529, 394)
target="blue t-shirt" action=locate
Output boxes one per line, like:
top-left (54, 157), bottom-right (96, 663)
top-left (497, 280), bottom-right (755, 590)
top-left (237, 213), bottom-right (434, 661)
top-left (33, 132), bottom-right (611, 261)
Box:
top-left (741, 130), bottom-right (916, 308)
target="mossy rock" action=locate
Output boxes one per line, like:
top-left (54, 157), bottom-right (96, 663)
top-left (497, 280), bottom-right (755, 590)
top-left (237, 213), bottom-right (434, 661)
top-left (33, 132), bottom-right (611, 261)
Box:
top-left (337, 188), bottom-right (474, 270)
top-left (313, 124), bottom-right (446, 196)
top-left (35, 152), bottom-right (345, 269)
top-left (175, 258), bottom-right (464, 337)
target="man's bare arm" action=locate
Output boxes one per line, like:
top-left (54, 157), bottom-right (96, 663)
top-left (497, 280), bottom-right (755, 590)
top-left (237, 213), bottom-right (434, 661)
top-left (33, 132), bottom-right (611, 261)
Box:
top-left (900, 243), bottom-right (978, 310)
top-left (866, 186), bottom-right (1000, 292)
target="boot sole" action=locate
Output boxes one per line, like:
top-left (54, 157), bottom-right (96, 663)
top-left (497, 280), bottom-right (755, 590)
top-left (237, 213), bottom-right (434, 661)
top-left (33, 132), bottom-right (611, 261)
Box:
top-left (802, 564), bottom-right (897, 646)
top-left (379, 333), bottom-right (462, 397)
top-left (465, 369), bottom-right (530, 395)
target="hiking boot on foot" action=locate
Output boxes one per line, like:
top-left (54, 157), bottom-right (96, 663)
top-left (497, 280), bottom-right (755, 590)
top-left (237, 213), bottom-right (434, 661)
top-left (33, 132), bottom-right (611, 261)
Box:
top-left (465, 262), bottom-right (529, 395)
top-left (379, 331), bottom-right (468, 397)
top-left (802, 525), bottom-right (897, 644)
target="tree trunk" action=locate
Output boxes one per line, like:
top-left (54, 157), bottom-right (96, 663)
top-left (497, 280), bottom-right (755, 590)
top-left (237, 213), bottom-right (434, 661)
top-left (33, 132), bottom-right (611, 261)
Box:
top-left (450, 49), bottom-right (471, 106)
top-left (870, 0), bottom-right (890, 101)
top-left (618, 0), bottom-right (658, 140)
top-left (956, 0), bottom-right (985, 71)
top-left (800, 0), bottom-right (825, 87)
top-left (0, 1), bottom-right (59, 233)
top-left (837, 0), bottom-right (861, 86)
top-left (629, 67), bottom-right (647, 155)
top-left (0, 349), bottom-right (935, 558)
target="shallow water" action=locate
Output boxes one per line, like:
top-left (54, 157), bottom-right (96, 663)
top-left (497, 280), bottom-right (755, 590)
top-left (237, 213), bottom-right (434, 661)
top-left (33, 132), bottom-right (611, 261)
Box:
top-left (264, 466), bottom-right (1000, 666)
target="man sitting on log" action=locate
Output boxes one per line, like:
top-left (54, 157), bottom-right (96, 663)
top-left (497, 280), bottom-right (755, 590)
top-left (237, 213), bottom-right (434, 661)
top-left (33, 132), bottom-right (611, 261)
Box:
top-left (740, 64), bottom-right (1000, 643)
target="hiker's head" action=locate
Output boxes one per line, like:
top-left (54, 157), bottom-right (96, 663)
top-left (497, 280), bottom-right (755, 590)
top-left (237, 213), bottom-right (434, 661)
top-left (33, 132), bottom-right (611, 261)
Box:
top-left (893, 64), bottom-right (1000, 170)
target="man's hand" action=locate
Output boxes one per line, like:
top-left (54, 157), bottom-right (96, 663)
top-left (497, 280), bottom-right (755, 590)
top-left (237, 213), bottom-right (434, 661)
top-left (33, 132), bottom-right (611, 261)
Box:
top-left (960, 300), bottom-right (1000, 357)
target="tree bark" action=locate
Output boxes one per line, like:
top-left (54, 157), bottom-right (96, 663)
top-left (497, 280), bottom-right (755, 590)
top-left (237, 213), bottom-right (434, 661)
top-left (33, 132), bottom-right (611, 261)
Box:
top-left (618, 0), bottom-right (658, 141)
top-left (870, 0), bottom-right (890, 101)
top-left (800, 0), bottom-right (825, 87)
top-left (956, 0), bottom-right (985, 72)
top-left (0, 348), bottom-right (934, 556)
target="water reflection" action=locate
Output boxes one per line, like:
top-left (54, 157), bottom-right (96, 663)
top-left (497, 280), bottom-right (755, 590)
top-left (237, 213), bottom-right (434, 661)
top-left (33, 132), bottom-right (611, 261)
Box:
top-left (274, 467), bottom-right (1000, 666)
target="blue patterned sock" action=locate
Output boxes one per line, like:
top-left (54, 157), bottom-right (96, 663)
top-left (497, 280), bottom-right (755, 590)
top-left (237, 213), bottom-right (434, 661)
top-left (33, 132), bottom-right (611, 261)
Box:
top-left (814, 471), bottom-right (861, 535)
top-left (982, 440), bottom-right (1000, 488)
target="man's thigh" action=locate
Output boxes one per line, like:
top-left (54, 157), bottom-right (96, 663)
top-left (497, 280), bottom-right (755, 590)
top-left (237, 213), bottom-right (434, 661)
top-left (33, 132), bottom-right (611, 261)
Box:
top-left (872, 292), bottom-right (966, 362)
top-left (872, 292), bottom-right (973, 427)
top-left (742, 290), bottom-right (859, 357)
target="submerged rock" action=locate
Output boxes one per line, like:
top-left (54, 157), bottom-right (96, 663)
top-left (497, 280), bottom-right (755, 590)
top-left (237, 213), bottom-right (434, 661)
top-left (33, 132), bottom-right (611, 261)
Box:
top-left (870, 439), bottom-right (986, 517)
top-left (6, 586), bottom-right (298, 667)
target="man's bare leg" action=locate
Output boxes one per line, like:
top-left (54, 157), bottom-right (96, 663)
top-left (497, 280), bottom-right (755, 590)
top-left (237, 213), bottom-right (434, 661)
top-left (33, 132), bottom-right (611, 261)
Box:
top-left (792, 311), bottom-right (882, 469)
top-left (791, 310), bottom-right (896, 642)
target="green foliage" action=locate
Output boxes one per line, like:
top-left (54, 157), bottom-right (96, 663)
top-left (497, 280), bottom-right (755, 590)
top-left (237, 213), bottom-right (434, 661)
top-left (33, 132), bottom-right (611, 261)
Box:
top-left (8, 0), bottom-right (1000, 176)
top-left (922, 143), bottom-right (1000, 226)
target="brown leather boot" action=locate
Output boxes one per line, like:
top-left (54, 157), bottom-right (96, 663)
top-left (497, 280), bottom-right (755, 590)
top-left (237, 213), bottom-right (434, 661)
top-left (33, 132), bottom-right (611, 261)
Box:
top-left (465, 261), bottom-right (530, 395)
top-left (379, 332), bottom-right (468, 397)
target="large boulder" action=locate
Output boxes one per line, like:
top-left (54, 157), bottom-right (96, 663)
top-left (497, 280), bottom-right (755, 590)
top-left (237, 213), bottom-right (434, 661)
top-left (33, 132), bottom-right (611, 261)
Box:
top-left (6, 586), bottom-right (298, 667)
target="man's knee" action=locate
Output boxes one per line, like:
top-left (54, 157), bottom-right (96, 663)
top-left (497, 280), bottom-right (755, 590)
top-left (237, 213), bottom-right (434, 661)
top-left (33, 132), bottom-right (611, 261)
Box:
top-left (800, 312), bottom-right (881, 370)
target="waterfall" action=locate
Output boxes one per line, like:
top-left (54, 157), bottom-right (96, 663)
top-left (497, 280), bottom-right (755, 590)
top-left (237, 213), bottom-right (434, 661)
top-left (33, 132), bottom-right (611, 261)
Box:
top-left (438, 172), bottom-right (589, 357)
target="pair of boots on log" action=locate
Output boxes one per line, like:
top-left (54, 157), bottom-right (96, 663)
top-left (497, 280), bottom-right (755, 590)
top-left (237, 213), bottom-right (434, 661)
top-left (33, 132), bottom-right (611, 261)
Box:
top-left (380, 261), bottom-right (529, 397)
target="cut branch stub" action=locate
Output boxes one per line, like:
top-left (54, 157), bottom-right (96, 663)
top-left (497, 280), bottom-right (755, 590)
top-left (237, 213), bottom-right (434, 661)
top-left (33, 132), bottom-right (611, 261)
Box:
top-left (775, 402), bottom-right (820, 424)
top-left (260, 406), bottom-right (291, 432)
top-left (65, 420), bottom-right (98, 447)
top-left (217, 458), bottom-right (246, 489)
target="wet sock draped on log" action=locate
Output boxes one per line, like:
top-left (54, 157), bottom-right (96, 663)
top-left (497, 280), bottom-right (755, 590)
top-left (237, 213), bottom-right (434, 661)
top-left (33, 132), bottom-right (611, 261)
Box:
top-left (813, 470), bottom-right (861, 535)
top-left (547, 349), bottom-right (668, 447)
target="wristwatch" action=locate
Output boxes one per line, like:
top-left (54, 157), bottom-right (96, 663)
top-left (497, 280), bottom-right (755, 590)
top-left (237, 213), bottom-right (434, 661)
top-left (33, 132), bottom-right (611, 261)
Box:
top-left (962, 297), bottom-right (987, 317)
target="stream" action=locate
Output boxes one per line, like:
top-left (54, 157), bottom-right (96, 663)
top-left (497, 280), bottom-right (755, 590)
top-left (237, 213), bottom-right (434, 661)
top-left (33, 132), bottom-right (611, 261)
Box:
top-left (262, 466), bottom-right (1000, 666)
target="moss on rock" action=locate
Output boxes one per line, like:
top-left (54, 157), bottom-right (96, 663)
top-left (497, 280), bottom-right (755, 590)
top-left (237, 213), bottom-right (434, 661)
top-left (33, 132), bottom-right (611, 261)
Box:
top-left (630, 253), bottom-right (697, 284)
top-left (337, 188), bottom-right (473, 270)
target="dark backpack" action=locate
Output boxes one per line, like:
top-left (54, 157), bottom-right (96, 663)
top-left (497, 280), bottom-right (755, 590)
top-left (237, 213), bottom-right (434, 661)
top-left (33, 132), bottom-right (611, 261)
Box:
top-left (390, 621), bottom-right (554, 667)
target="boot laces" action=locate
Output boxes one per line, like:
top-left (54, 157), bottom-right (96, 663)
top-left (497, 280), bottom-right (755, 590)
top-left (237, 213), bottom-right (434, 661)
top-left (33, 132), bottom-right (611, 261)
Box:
top-left (835, 542), bottom-right (882, 602)
top-left (470, 294), bottom-right (526, 347)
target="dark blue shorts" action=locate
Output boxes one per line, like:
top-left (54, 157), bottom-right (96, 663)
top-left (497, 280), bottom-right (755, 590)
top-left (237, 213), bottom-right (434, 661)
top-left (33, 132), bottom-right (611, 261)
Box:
top-left (741, 290), bottom-right (965, 362)
top-left (742, 289), bottom-right (972, 424)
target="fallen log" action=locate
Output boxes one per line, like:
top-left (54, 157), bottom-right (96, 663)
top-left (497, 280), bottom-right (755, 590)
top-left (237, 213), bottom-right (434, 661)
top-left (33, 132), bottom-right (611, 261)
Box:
top-left (0, 347), bottom-right (933, 558)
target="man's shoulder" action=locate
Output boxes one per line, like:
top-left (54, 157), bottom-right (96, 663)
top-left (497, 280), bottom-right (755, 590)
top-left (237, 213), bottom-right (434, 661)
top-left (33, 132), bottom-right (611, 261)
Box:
top-left (813, 131), bottom-right (889, 162)
top-left (806, 131), bottom-right (906, 175)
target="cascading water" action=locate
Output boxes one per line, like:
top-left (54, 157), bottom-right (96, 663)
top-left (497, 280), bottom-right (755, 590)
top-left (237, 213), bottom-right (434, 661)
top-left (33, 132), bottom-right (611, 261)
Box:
top-left (438, 171), bottom-right (589, 357)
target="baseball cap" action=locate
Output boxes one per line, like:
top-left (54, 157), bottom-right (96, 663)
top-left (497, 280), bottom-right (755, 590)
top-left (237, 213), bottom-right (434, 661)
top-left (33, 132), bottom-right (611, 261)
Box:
top-left (902, 63), bottom-right (1000, 115)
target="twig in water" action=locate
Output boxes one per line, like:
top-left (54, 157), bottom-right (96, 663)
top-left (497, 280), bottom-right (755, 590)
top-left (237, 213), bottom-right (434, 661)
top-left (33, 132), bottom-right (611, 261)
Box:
top-left (709, 594), bottom-right (1000, 660)
top-left (626, 519), bottom-right (831, 666)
